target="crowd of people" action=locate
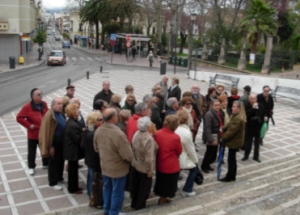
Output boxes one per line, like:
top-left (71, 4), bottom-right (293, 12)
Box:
top-left (16, 75), bottom-right (274, 215)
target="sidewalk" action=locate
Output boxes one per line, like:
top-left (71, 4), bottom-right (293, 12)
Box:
top-left (0, 43), bottom-right (45, 74)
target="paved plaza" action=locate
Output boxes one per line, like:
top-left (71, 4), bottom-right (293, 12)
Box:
top-left (0, 68), bottom-right (299, 215)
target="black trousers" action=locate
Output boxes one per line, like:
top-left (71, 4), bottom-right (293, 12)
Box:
top-left (226, 148), bottom-right (237, 180)
top-left (244, 128), bottom-right (260, 159)
top-left (193, 121), bottom-right (201, 143)
top-left (130, 167), bottom-right (152, 210)
top-left (201, 145), bottom-right (218, 170)
top-left (68, 160), bottom-right (79, 193)
top-left (28, 139), bottom-right (48, 169)
top-left (48, 137), bottom-right (64, 186)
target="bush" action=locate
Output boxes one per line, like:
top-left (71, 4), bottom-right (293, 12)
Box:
top-left (62, 33), bottom-right (69, 40)
top-left (33, 30), bottom-right (46, 45)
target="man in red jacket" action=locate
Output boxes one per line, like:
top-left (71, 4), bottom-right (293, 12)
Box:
top-left (16, 88), bottom-right (49, 175)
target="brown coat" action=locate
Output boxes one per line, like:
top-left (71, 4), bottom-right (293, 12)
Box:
top-left (94, 122), bottom-right (133, 178)
top-left (222, 113), bottom-right (245, 149)
top-left (192, 93), bottom-right (207, 118)
top-left (39, 109), bottom-right (57, 158)
top-left (132, 131), bottom-right (158, 177)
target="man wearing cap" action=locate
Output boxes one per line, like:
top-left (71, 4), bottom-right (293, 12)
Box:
top-left (239, 85), bottom-right (251, 107)
top-left (65, 85), bottom-right (75, 99)
top-left (16, 88), bottom-right (49, 175)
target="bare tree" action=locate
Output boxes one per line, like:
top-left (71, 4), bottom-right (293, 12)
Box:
top-left (66, 0), bottom-right (85, 11)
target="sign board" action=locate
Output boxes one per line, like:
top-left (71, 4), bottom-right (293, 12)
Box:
top-left (126, 41), bottom-right (131, 48)
top-left (110, 34), bottom-right (116, 41)
top-left (110, 40), bottom-right (116, 46)
top-left (126, 35), bottom-right (131, 41)
top-left (21, 36), bottom-right (31, 41)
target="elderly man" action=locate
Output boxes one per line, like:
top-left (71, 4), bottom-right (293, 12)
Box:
top-left (151, 93), bottom-right (164, 129)
top-left (120, 85), bottom-right (135, 107)
top-left (242, 95), bottom-right (264, 163)
top-left (156, 75), bottom-right (169, 98)
top-left (16, 88), bottom-right (49, 175)
top-left (143, 94), bottom-right (154, 109)
top-left (65, 85), bottom-right (75, 99)
top-left (39, 98), bottom-right (66, 190)
top-left (126, 103), bottom-right (149, 143)
top-left (94, 108), bottom-right (133, 215)
top-left (165, 97), bottom-right (179, 117)
top-left (93, 81), bottom-right (114, 106)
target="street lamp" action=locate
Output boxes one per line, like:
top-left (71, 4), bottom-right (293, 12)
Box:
top-left (188, 12), bottom-right (197, 77)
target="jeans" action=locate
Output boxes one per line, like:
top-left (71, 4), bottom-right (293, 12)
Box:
top-left (28, 139), bottom-right (48, 169)
top-left (103, 175), bottom-right (127, 215)
top-left (87, 167), bottom-right (95, 198)
top-left (182, 167), bottom-right (198, 192)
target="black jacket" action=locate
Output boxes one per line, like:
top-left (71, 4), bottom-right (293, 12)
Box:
top-left (122, 101), bottom-right (136, 115)
top-left (245, 103), bottom-right (264, 130)
top-left (165, 107), bottom-right (176, 117)
top-left (257, 93), bottom-right (274, 118)
top-left (63, 118), bottom-right (84, 161)
top-left (84, 129), bottom-right (101, 171)
top-left (228, 95), bottom-right (240, 115)
top-left (151, 102), bottom-right (162, 129)
top-left (93, 89), bottom-right (114, 106)
top-left (168, 85), bottom-right (181, 102)
top-left (203, 109), bottom-right (224, 144)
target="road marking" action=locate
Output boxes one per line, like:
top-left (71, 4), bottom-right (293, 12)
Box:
top-left (66, 57), bottom-right (69, 61)
top-left (79, 57), bottom-right (85, 60)
top-left (87, 57), bottom-right (93, 61)
top-left (95, 57), bottom-right (103, 61)
top-left (71, 57), bottom-right (77, 61)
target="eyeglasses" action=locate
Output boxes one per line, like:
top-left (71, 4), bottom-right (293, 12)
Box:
top-left (97, 118), bottom-right (103, 121)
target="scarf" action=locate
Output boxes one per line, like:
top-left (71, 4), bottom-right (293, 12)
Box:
top-left (182, 106), bottom-right (194, 129)
top-left (216, 111), bottom-right (224, 137)
top-left (231, 95), bottom-right (240, 99)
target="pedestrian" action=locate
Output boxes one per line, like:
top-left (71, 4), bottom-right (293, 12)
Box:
top-left (201, 100), bottom-right (224, 173)
top-left (93, 81), bottom-right (114, 105)
top-left (16, 88), bottom-right (49, 175)
top-left (108, 94), bottom-right (122, 115)
top-left (154, 115), bottom-right (182, 205)
top-left (93, 99), bottom-right (108, 112)
top-left (152, 85), bottom-right (162, 96)
top-left (94, 108), bottom-right (133, 215)
top-left (175, 110), bottom-right (198, 196)
top-left (239, 85), bottom-right (251, 107)
top-left (228, 88), bottom-right (240, 115)
top-left (130, 117), bottom-right (159, 210)
top-left (216, 84), bottom-right (227, 97)
top-left (39, 98), bottom-right (65, 190)
top-left (178, 97), bottom-right (199, 142)
top-left (70, 39), bottom-right (73, 45)
top-left (168, 77), bottom-right (181, 102)
top-left (69, 98), bottom-right (86, 129)
top-left (218, 95), bottom-right (230, 127)
top-left (151, 93), bottom-right (164, 130)
top-left (63, 103), bottom-right (85, 194)
top-left (156, 75), bottom-right (169, 99)
top-left (219, 101), bottom-right (246, 182)
top-left (84, 111), bottom-right (103, 199)
top-left (191, 84), bottom-right (207, 122)
top-left (117, 110), bottom-right (132, 134)
top-left (205, 87), bottom-right (217, 109)
top-left (143, 94), bottom-right (154, 109)
top-left (120, 85), bottom-right (135, 107)
top-left (65, 85), bottom-right (75, 99)
top-left (38, 45), bottom-right (43, 60)
top-left (122, 94), bottom-right (137, 115)
top-left (126, 103), bottom-right (149, 143)
top-left (147, 51), bottom-right (154, 67)
top-left (132, 46), bottom-right (137, 61)
top-left (62, 96), bottom-right (70, 115)
top-left (165, 97), bottom-right (179, 117)
top-left (242, 95), bottom-right (264, 163)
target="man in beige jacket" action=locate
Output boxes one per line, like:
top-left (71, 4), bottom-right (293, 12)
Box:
top-left (94, 108), bottom-right (133, 215)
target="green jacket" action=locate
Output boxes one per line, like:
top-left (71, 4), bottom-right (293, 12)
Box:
top-left (222, 113), bottom-right (245, 149)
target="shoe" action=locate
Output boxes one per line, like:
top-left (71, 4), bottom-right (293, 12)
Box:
top-left (58, 178), bottom-right (64, 183)
top-left (253, 158), bottom-right (261, 163)
top-left (42, 165), bottom-right (48, 169)
top-left (241, 157), bottom-right (248, 161)
top-left (28, 169), bottom-right (34, 175)
top-left (73, 190), bottom-right (83, 194)
top-left (208, 167), bottom-right (214, 171)
top-left (219, 177), bottom-right (231, 182)
top-left (50, 185), bottom-right (63, 190)
top-left (78, 187), bottom-right (83, 190)
top-left (181, 191), bottom-right (196, 197)
top-left (201, 168), bottom-right (210, 173)
top-left (221, 160), bottom-right (225, 164)
top-left (178, 175), bottom-right (183, 180)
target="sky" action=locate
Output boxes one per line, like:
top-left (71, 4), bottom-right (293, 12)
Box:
top-left (43, 0), bottom-right (66, 9)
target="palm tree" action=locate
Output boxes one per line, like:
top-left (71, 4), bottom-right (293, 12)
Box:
top-left (241, 0), bottom-right (277, 55)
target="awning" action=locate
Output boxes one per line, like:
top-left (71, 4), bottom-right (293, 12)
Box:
top-left (116, 33), bottom-right (151, 42)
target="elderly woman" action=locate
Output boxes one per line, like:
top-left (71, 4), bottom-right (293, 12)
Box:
top-left (154, 115), bottom-right (182, 205)
top-left (130, 117), bottom-right (159, 210)
top-left (205, 87), bottom-right (217, 108)
top-left (228, 88), bottom-right (240, 114)
top-left (167, 77), bottom-right (181, 102)
top-left (84, 111), bottom-right (103, 200)
top-left (216, 84), bottom-right (227, 97)
top-left (201, 100), bottom-right (224, 173)
top-left (220, 101), bottom-right (246, 182)
top-left (108, 94), bottom-right (122, 114)
top-left (63, 103), bottom-right (84, 194)
top-left (218, 95), bottom-right (230, 127)
top-left (152, 85), bottom-right (162, 96)
top-left (178, 97), bottom-right (199, 141)
top-left (93, 99), bottom-right (107, 112)
top-left (62, 96), bottom-right (70, 115)
top-left (117, 109), bottom-right (131, 134)
top-left (122, 94), bottom-right (137, 115)
top-left (175, 110), bottom-right (198, 197)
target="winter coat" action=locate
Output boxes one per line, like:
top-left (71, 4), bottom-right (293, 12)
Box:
top-left (228, 95), bottom-right (240, 114)
top-left (93, 89), bottom-right (114, 106)
top-left (168, 85), bottom-right (181, 102)
top-left (126, 114), bottom-right (141, 143)
top-left (122, 101), bottom-right (136, 115)
top-left (151, 102), bottom-right (162, 130)
top-left (192, 93), bottom-right (207, 119)
top-left (222, 113), bottom-right (245, 149)
top-left (84, 128), bottom-right (101, 171)
top-left (257, 93), bottom-right (274, 118)
top-left (203, 109), bottom-right (224, 144)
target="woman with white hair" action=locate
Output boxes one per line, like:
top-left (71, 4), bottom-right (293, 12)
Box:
top-left (130, 116), bottom-right (158, 210)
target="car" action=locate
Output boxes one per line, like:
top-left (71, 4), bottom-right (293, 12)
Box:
top-left (47, 50), bottom-right (66, 66)
top-left (55, 36), bottom-right (60, 41)
top-left (62, 41), bottom-right (71, 48)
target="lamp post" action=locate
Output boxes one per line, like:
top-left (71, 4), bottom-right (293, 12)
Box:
top-left (188, 13), bottom-right (197, 77)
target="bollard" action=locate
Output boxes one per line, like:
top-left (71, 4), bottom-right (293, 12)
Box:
top-left (86, 71), bottom-right (89, 79)
top-left (297, 74), bottom-right (299, 79)
top-left (68, 78), bottom-right (71, 86)
top-left (100, 66), bottom-right (102, 73)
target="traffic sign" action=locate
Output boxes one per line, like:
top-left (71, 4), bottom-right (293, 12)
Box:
top-left (110, 34), bottom-right (117, 41)
top-left (126, 41), bottom-right (131, 48)
top-left (110, 40), bottom-right (116, 46)
top-left (126, 34), bottom-right (131, 41)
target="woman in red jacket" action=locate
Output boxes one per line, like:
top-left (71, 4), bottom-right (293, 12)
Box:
top-left (154, 115), bottom-right (182, 205)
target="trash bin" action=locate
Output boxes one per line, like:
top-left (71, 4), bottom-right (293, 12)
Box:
top-left (176, 58), bottom-right (182, 66)
top-left (181, 59), bottom-right (188, 67)
top-left (19, 55), bottom-right (24, 65)
top-left (9, 57), bottom-right (15, 69)
top-left (160, 61), bottom-right (167, 75)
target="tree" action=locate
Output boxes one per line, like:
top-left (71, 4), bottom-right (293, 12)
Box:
top-left (241, 0), bottom-right (277, 54)
top-left (33, 30), bottom-right (46, 45)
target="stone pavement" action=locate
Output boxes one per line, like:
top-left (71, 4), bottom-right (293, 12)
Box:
top-left (0, 68), bottom-right (299, 215)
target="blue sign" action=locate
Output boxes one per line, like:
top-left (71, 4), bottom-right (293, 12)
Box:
top-left (110, 34), bottom-right (117, 41)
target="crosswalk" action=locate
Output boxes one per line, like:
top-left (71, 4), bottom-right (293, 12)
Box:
top-left (65, 56), bottom-right (104, 62)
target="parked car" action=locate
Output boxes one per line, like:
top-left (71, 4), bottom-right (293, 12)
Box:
top-left (55, 36), bottom-right (60, 41)
top-left (62, 41), bottom-right (71, 48)
top-left (47, 50), bottom-right (66, 66)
